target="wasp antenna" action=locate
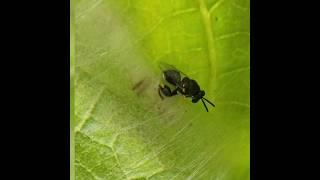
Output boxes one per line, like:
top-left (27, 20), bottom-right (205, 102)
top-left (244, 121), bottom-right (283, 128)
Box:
top-left (201, 98), bottom-right (209, 112)
top-left (203, 97), bottom-right (215, 107)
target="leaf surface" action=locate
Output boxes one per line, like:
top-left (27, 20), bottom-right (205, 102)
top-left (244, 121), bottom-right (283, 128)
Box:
top-left (75, 0), bottom-right (250, 179)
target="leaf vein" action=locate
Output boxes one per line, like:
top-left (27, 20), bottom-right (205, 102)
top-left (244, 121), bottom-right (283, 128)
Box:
top-left (197, 0), bottom-right (218, 88)
top-left (76, 161), bottom-right (102, 180)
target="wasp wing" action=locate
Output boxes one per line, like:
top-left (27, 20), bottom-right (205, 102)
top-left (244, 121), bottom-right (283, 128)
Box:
top-left (158, 62), bottom-right (189, 78)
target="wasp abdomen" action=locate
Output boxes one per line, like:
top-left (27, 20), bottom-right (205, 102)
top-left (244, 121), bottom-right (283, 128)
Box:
top-left (163, 70), bottom-right (181, 86)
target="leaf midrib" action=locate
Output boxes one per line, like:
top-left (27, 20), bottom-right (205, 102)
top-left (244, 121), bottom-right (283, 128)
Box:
top-left (197, 0), bottom-right (218, 90)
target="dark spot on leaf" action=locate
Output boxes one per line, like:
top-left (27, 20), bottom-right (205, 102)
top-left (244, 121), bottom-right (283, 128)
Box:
top-left (132, 78), bottom-right (149, 96)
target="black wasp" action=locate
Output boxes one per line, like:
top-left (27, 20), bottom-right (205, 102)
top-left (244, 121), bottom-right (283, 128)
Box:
top-left (158, 62), bottom-right (215, 112)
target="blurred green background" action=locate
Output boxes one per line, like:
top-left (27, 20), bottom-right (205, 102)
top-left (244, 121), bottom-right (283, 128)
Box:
top-left (72, 0), bottom-right (249, 179)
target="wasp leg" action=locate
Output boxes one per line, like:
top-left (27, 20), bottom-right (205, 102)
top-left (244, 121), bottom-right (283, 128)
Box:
top-left (158, 85), bottom-right (164, 100)
top-left (171, 87), bottom-right (179, 96)
top-left (158, 85), bottom-right (177, 100)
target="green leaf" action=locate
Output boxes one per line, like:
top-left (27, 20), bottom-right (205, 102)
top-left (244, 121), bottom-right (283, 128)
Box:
top-left (75, 0), bottom-right (249, 179)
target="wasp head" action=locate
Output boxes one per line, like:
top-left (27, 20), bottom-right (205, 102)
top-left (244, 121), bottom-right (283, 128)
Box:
top-left (192, 90), bottom-right (205, 103)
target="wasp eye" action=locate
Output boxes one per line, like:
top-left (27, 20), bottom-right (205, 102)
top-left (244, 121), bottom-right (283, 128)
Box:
top-left (201, 90), bottom-right (205, 96)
